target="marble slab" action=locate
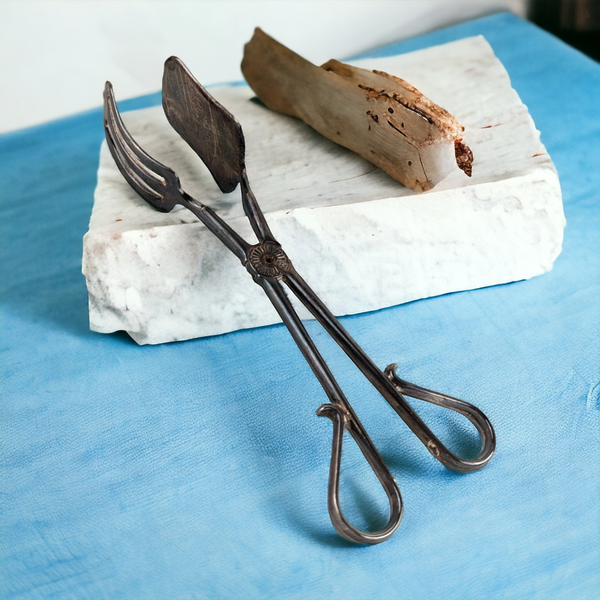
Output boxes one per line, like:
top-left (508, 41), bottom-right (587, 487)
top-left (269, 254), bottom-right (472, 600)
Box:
top-left (82, 35), bottom-right (565, 345)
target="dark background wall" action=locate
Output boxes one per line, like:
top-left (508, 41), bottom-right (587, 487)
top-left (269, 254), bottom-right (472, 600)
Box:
top-left (530, 0), bottom-right (600, 61)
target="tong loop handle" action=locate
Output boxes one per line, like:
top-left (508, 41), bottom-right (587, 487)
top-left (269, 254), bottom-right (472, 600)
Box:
top-left (317, 403), bottom-right (403, 545)
top-left (259, 277), bottom-right (402, 545)
top-left (384, 364), bottom-right (496, 473)
top-left (285, 269), bottom-right (496, 474)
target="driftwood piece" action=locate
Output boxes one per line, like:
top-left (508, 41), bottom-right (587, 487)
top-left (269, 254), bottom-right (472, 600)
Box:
top-left (241, 28), bottom-right (472, 192)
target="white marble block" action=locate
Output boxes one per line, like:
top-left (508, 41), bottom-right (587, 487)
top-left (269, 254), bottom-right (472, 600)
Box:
top-left (83, 36), bottom-right (565, 345)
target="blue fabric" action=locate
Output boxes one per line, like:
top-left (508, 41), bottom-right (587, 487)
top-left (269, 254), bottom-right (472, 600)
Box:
top-left (1, 13), bottom-right (599, 599)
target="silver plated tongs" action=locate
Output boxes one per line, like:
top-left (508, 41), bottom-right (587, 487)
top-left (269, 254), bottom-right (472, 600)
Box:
top-left (103, 56), bottom-right (496, 545)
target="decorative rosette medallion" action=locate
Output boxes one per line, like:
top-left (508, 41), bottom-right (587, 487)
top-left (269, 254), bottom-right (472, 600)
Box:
top-left (248, 242), bottom-right (290, 278)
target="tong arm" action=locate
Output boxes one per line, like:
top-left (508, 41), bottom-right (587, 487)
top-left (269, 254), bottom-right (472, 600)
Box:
top-left (240, 170), bottom-right (276, 244)
top-left (179, 193), bottom-right (251, 263)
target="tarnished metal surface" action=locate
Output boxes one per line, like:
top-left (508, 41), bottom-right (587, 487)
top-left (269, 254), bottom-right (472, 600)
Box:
top-left (103, 57), bottom-right (496, 545)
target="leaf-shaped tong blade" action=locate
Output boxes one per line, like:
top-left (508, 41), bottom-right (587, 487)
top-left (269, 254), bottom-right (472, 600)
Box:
top-left (162, 56), bottom-right (245, 193)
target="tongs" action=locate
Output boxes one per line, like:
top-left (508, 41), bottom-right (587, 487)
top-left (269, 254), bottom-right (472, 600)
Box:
top-left (103, 56), bottom-right (496, 545)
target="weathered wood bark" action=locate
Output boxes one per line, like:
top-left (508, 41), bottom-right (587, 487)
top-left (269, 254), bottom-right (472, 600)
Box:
top-left (241, 28), bottom-right (472, 192)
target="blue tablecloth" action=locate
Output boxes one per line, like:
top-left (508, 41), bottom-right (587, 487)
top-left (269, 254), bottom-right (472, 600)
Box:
top-left (2, 13), bottom-right (599, 599)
